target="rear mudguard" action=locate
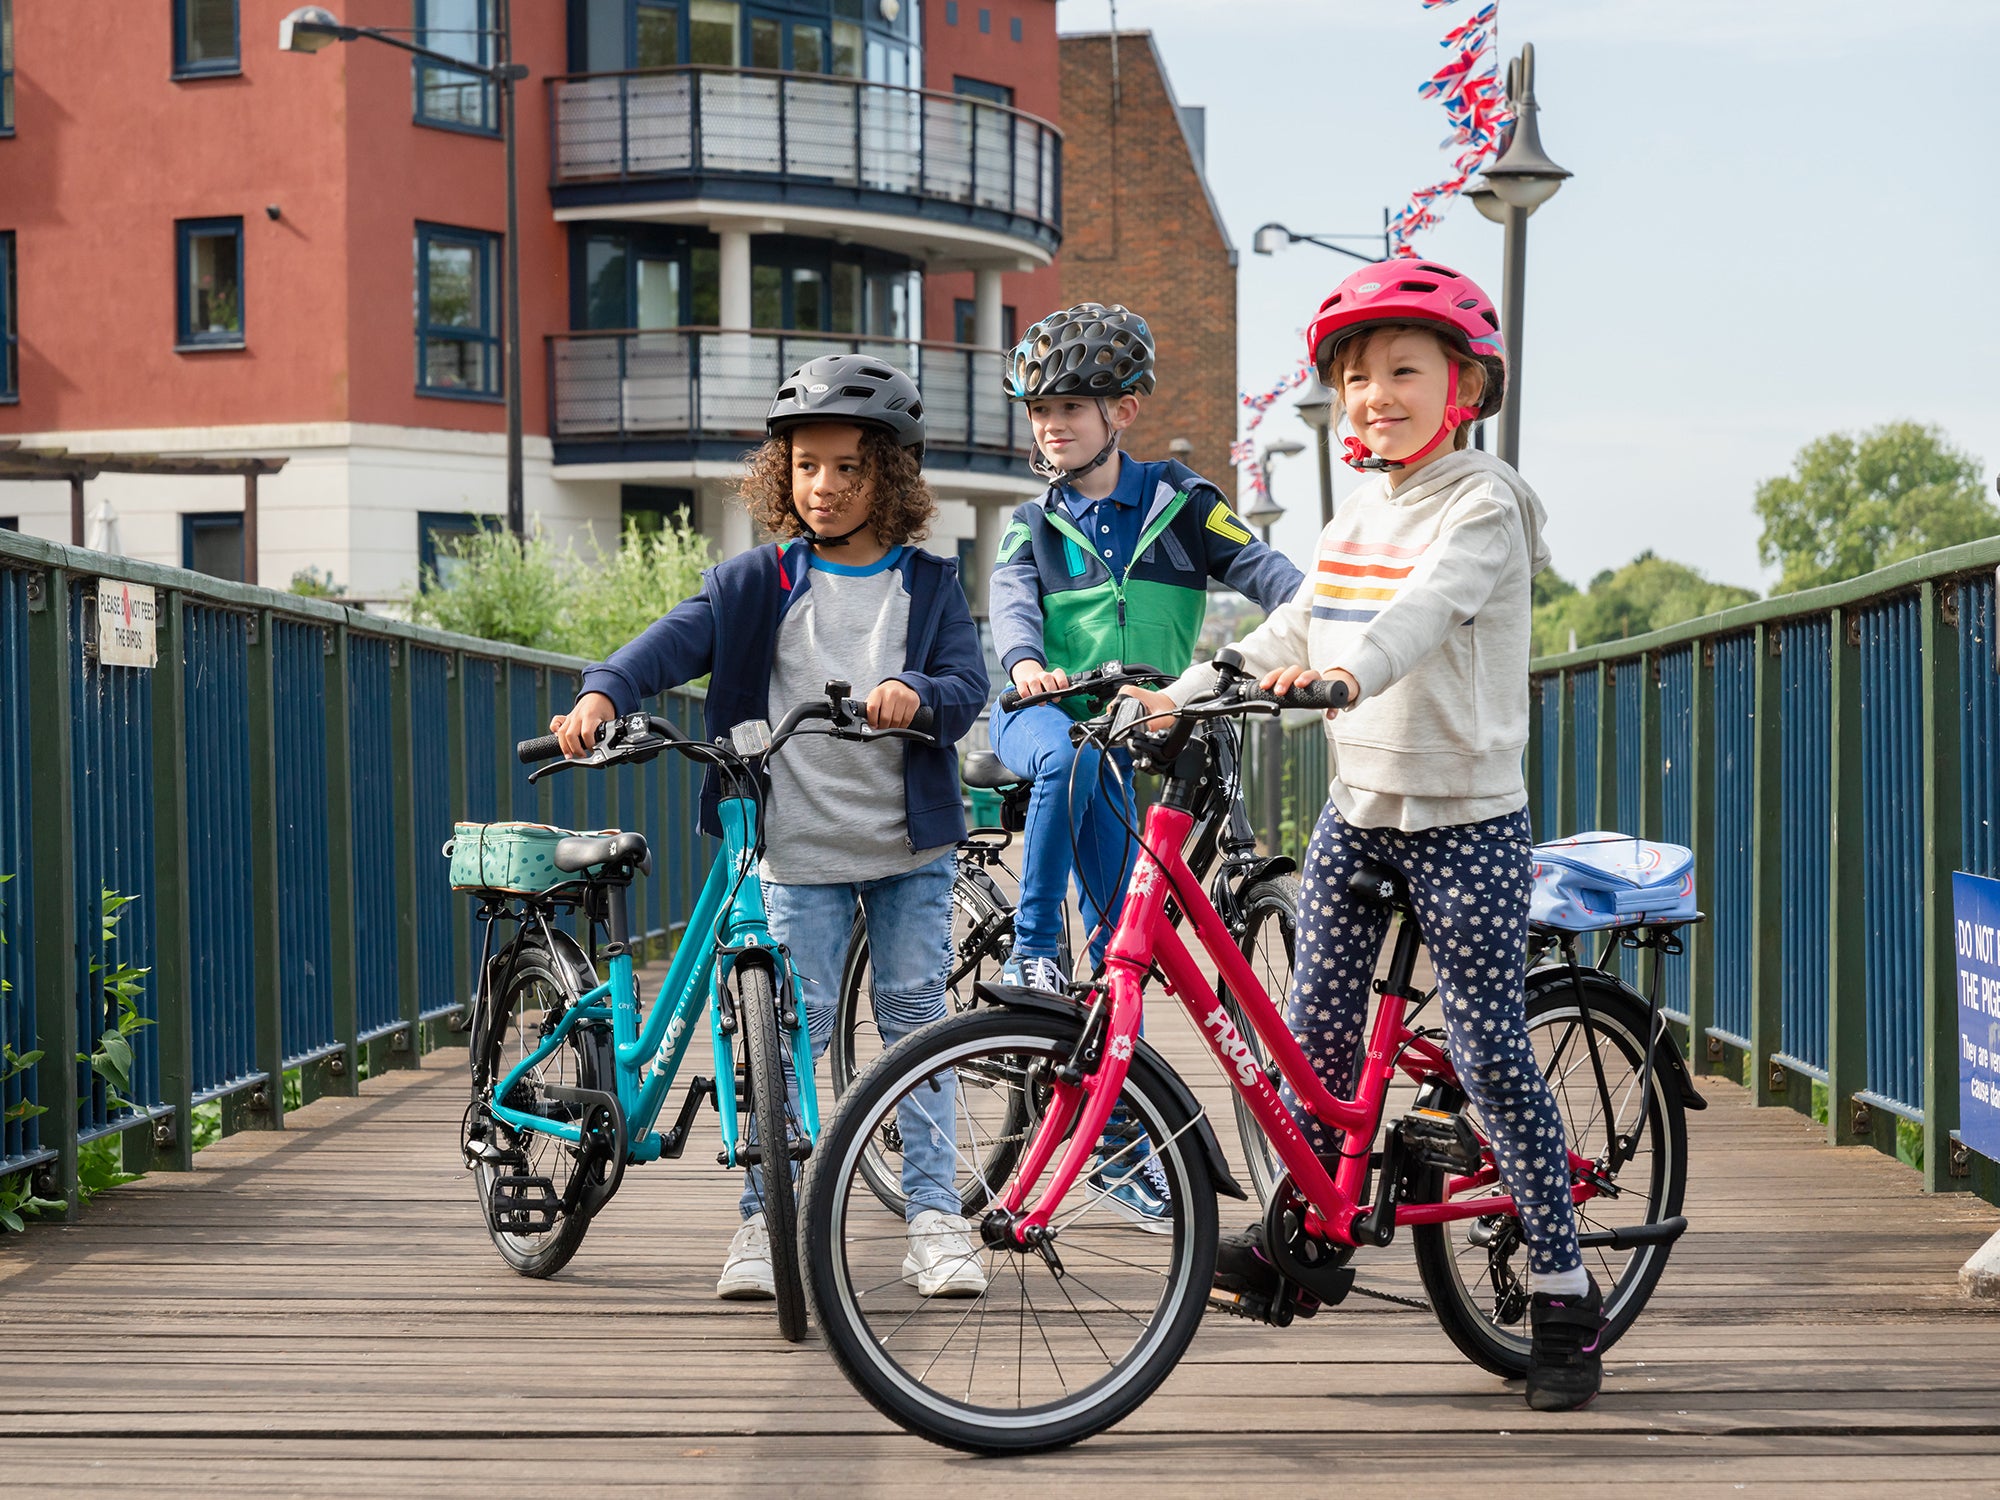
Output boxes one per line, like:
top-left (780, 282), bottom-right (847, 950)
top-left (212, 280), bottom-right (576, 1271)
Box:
top-left (976, 982), bottom-right (1249, 1200)
top-left (1524, 964), bottom-right (1707, 1112)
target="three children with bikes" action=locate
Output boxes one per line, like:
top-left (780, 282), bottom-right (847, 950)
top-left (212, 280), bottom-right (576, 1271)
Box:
top-left (542, 261), bottom-right (1616, 1419)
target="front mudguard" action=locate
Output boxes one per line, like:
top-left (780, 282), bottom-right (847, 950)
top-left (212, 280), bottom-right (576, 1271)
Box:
top-left (1524, 963), bottom-right (1708, 1112)
top-left (975, 982), bottom-right (1249, 1200)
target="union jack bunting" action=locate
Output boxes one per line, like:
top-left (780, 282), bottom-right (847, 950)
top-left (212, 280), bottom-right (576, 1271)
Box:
top-left (1387, 0), bottom-right (1513, 254)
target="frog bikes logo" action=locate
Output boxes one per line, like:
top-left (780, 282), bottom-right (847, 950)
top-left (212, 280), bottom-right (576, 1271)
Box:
top-left (1202, 1003), bottom-right (1260, 1089)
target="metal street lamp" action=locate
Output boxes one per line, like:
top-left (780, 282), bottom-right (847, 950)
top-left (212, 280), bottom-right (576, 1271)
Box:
top-left (1465, 42), bottom-right (1570, 472)
top-left (282, 4), bottom-right (531, 539)
top-left (1252, 218), bottom-right (1392, 265)
top-left (1251, 439), bottom-right (1304, 540)
top-left (1294, 372), bottom-right (1336, 528)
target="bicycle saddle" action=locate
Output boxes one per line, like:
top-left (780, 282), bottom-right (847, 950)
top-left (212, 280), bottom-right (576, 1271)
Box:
top-left (1347, 858), bottom-right (1409, 908)
top-left (554, 830), bottom-right (652, 875)
top-left (960, 751), bottom-right (1028, 790)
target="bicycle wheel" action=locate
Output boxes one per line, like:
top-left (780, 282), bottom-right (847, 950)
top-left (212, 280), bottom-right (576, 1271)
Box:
top-left (466, 943), bottom-right (610, 1279)
top-left (1215, 873), bottom-right (1297, 1204)
top-left (831, 863), bottom-right (1034, 1216)
top-left (1411, 969), bottom-right (1690, 1378)
top-left (802, 1006), bottom-right (1218, 1455)
top-left (738, 955), bottom-right (809, 1342)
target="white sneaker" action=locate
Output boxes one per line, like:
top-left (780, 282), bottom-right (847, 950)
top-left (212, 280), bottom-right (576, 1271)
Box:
top-left (902, 1209), bottom-right (989, 1297)
top-left (717, 1212), bottom-right (776, 1300)
top-left (1000, 952), bottom-right (1068, 994)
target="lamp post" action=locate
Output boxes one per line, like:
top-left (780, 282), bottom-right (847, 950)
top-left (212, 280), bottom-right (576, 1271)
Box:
top-left (1294, 373), bottom-right (1336, 528)
top-left (1251, 439), bottom-right (1304, 540)
top-left (1244, 442), bottom-right (1298, 857)
top-left (1464, 43), bottom-right (1571, 472)
top-left (282, 5), bottom-right (530, 539)
top-left (1252, 217), bottom-right (1393, 265)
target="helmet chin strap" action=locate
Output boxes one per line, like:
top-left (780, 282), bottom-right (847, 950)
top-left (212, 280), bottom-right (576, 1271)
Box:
top-left (1341, 361), bottom-right (1473, 473)
top-left (792, 505), bottom-right (870, 549)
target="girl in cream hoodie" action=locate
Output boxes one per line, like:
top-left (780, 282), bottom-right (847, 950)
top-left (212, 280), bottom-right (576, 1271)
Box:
top-left (1126, 261), bottom-right (1602, 1412)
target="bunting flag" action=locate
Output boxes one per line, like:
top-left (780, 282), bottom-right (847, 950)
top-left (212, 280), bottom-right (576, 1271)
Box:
top-left (1386, 0), bottom-right (1513, 255)
top-left (1231, 361), bottom-right (1313, 500)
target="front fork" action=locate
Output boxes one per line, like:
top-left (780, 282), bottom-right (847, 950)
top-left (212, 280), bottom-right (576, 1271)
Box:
top-left (709, 943), bottom-right (818, 1168)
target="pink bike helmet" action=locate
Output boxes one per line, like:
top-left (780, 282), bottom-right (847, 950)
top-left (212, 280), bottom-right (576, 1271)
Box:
top-left (1306, 260), bottom-right (1508, 441)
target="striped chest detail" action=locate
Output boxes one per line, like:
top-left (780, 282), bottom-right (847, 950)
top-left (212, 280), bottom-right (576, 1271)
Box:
top-left (1311, 536), bottom-right (1426, 624)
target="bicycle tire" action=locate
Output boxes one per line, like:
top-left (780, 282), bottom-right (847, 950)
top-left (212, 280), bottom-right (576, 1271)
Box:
top-left (1411, 969), bottom-right (1690, 1378)
top-left (467, 944), bottom-right (604, 1279)
top-left (830, 862), bottom-right (1038, 1216)
top-left (1216, 873), bottom-right (1298, 1205)
top-left (803, 1005), bottom-right (1218, 1455)
top-left (739, 955), bottom-right (809, 1342)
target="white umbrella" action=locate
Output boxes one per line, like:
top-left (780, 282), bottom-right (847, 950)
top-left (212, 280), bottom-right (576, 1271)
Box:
top-left (86, 495), bottom-right (124, 556)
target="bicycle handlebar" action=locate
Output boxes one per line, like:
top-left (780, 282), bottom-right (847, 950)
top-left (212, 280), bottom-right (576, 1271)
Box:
top-left (998, 661), bottom-right (1168, 714)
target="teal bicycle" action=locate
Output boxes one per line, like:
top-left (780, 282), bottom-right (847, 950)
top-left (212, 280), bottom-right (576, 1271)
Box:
top-left (456, 683), bottom-right (935, 1341)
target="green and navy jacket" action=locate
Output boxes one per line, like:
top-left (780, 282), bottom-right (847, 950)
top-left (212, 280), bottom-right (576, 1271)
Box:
top-left (990, 458), bottom-right (1305, 710)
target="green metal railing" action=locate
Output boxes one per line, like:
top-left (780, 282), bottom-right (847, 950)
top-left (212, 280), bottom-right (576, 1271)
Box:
top-left (0, 529), bottom-right (699, 1219)
top-left (1245, 538), bottom-right (2000, 1205)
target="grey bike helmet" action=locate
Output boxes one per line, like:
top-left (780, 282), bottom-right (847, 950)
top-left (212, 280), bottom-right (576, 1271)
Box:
top-left (767, 353), bottom-right (927, 462)
top-left (1004, 302), bottom-right (1157, 401)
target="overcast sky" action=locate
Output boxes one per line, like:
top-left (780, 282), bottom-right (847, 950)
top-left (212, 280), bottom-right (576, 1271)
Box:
top-left (1055, 0), bottom-right (1999, 592)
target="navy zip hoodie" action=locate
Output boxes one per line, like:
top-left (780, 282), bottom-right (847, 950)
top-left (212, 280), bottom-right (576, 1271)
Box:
top-left (577, 541), bottom-right (989, 851)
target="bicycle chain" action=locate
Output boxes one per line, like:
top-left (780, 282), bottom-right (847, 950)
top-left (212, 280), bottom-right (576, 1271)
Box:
top-left (1345, 1281), bottom-right (1432, 1312)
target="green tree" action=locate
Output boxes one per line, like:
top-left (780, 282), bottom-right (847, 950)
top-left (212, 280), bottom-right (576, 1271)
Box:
top-left (407, 516), bottom-right (713, 660)
top-left (1532, 553), bottom-right (1757, 657)
top-left (563, 519), bottom-right (713, 664)
top-left (409, 526), bottom-right (572, 650)
top-left (1754, 422), bottom-right (1997, 592)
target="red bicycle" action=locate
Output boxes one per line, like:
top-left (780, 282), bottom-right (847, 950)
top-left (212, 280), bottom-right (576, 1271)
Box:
top-left (801, 655), bottom-right (1696, 1454)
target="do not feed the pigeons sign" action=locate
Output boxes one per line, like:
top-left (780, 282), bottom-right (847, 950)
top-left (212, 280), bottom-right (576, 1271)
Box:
top-left (1952, 872), bottom-right (2000, 1166)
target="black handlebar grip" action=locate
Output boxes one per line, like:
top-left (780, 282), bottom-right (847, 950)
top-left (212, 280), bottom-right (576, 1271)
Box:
top-left (997, 686), bottom-right (1025, 713)
top-left (1283, 678), bottom-right (1352, 711)
top-left (516, 733), bottom-right (565, 764)
top-left (908, 705), bottom-right (935, 735)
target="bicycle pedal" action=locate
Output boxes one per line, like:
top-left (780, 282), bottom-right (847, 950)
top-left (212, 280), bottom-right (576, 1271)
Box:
top-left (1206, 1286), bottom-right (1315, 1327)
top-left (487, 1173), bottom-right (563, 1235)
top-left (1399, 1107), bottom-right (1483, 1174)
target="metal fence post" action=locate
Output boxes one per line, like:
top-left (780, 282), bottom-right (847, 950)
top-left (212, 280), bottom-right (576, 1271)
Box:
top-left (1595, 661), bottom-right (1617, 831)
top-left (321, 623), bottom-right (360, 1098)
top-left (243, 606), bottom-right (286, 1131)
top-left (390, 638), bottom-right (423, 1064)
top-left (147, 591), bottom-right (196, 1171)
top-left (1919, 579), bottom-right (1969, 1192)
top-left (1640, 652), bottom-right (1663, 840)
top-left (1556, 669), bottom-right (1576, 837)
top-left (438, 649), bottom-right (473, 1050)
top-left (1826, 605), bottom-right (1869, 1144)
top-left (27, 565), bottom-right (80, 1215)
top-left (1750, 622), bottom-right (1786, 1104)
top-left (1688, 636), bottom-right (1718, 1071)
top-left (1524, 673), bottom-right (1546, 838)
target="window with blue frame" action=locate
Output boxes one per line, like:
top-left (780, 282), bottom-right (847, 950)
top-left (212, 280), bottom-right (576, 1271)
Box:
top-left (2, 0), bottom-right (15, 133)
top-left (176, 218), bottom-right (244, 348)
top-left (418, 511), bottom-right (500, 585)
top-left (182, 513), bottom-right (245, 582)
top-left (953, 75), bottom-right (1012, 106)
top-left (173, 0), bottom-right (239, 78)
top-left (416, 223), bottom-right (502, 398)
top-left (415, 0), bottom-right (497, 134)
top-left (0, 232), bottom-right (15, 400)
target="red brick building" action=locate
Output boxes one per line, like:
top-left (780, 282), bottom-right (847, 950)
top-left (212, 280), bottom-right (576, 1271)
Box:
top-left (0, 1), bottom-right (1234, 608)
top-left (1058, 30), bottom-right (1237, 490)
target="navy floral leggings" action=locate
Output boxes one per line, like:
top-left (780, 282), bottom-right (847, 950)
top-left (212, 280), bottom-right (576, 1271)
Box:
top-left (1282, 801), bottom-right (1582, 1276)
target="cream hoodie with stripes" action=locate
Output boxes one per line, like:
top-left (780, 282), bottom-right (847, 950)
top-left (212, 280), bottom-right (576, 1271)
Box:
top-left (1167, 449), bottom-right (1551, 833)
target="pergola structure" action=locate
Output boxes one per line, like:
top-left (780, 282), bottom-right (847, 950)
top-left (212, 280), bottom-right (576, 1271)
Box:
top-left (0, 441), bottom-right (289, 585)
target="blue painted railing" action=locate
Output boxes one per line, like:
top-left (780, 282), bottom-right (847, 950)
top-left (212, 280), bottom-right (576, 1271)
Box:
top-left (0, 529), bottom-right (703, 1217)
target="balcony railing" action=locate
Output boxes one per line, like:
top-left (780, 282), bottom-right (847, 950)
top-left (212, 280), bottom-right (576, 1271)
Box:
top-left (548, 327), bottom-right (1025, 462)
top-left (548, 67), bottom-right (1062, 249)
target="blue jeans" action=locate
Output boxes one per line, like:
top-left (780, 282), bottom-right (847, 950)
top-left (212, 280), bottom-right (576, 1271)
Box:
top-left (739, 849), bottom-right (960, 1222)
top-left (990, 697), bottom-right (1139, 967)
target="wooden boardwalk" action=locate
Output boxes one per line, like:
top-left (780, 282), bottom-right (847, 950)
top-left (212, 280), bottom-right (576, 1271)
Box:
top-left (4, 985), bottom-right (1999, 1497)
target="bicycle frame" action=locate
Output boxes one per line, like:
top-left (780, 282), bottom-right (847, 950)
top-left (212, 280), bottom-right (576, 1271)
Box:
top-left (998, 796), bottom-right (1602, 1248)
top-left (486, 794), bottom-right (815, 1166)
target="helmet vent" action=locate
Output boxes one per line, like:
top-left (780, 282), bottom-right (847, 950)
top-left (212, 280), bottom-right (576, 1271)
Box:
top-left (839, 385), bottom-right (876, 398)
top-left (857, 366), bottom-right (897, 380)
top-left (1457, 297), bottom-right (1480, 309)
top-left (1396, 280), bottom-right (1440, 293)
top-left (1481, 310), bottom-right (1500, 330)
top-left (1416, 263), bottom-right (1459, 277)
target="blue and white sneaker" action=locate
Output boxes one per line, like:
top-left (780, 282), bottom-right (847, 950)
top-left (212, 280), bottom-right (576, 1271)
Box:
top-left (1088, 1111), bottom-right (1173, 1233)
top-left (998, 951), bottom-right (1068, 995)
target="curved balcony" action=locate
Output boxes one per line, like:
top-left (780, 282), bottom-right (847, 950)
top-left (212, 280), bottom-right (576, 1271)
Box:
top-left (548, 327), bottom-right (1030, 478)
top-left (547, 67), bottom-right (1062, 269)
